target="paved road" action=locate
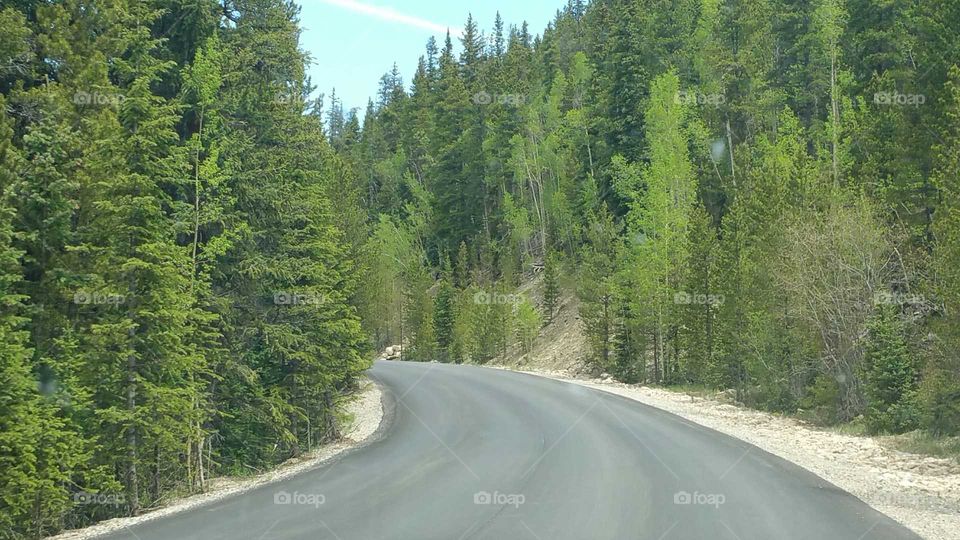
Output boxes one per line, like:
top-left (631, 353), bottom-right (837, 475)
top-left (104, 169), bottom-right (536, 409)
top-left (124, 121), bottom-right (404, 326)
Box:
top-left (102, 361), bottom-right (920, 540)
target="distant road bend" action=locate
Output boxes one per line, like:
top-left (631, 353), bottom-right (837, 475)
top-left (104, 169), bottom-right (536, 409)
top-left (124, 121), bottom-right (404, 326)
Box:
top-left (102, 361), bottom-right (920, 540)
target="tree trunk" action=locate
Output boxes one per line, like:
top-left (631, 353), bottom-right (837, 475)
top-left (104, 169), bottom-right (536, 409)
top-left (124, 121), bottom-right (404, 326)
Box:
top-left (125, 351), bottom-right (139, 515)
top-left (653, 327), bottom-right (661, 384)
top-left (289, 362), bottom-right (300, 458)
top-left (151, 442), bottom-right (160, 503)
top-left (324, 390), bottom-right (340, 442)
top-left (725, 119), bottom-right (736, 188)
top-left (830, 51), bottom-right (839, 188)
top-left (197, 435), bottom-right (205, 490)
top-left (190, 111), bottom-right (204, 293)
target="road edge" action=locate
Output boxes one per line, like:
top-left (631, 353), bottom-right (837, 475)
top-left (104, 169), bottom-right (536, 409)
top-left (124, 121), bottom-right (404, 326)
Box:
top-left (47, 376), bottom-right (387, 540)
top-left (485, 363), bottom-right (955, 540)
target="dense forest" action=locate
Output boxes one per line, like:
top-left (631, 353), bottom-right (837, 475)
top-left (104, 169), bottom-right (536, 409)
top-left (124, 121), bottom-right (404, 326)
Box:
top-left (346, 0), bottom-right (960, 453)
top-left (1, 0), bottom-right (960, 538)
top-left (0, 1), bottom-right (370, 537)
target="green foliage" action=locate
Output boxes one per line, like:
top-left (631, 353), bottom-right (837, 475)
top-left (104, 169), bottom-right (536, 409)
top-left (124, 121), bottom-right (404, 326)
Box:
top-left (611, 299), bottom-right (644, 384)
top-left (458, 285), bottom-right (512, 364)
top-left (863, 305), bottom-right (921, 434)
top-left (514, 298), bottom-right (541, 354)
top-left (541, 249), bottom-right (561, 322)
top-left (454, 241), bottom-right (470, 289)
top-left (577, 206), bottom-right (619, 373)
top-left (678, 203), bottom-right (720, 386)
top-left (800, 374), bottom-right (843, 426)
top-left (924, 67), bottom-right (960, 437)
top-left (0, 2), bottom-right (370, 535)
top-left (6, 3), bottom-right (960, 534)
top-left (433, 278), bottom-right (456, 362)
top-left (613, 70), bottom-right (696, 384)
top-left (342, 0), bottom-right (960, 445)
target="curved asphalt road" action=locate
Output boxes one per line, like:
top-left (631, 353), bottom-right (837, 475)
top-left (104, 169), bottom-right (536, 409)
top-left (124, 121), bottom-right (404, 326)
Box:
top-left (102, 361), bottom-right (920, 540)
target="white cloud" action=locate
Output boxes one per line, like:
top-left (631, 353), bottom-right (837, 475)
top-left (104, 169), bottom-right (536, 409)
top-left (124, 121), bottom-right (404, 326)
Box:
top-left (321, 0), bottom-right (462, 35)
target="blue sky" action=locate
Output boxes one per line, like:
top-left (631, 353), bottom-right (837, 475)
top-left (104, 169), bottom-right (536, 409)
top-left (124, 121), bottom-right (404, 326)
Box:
top-left (297, 0), bottom-right (566, 114)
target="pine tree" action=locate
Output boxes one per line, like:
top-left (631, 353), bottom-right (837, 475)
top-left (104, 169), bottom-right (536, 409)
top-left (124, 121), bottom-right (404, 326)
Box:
top-left (491, 12), bottom-right (506, 58)
top-left (542, 249), bottom-right (561, 322)
top-left (0, 94), bottom-right (82, 538)
top-left (678, 203), bottom-right (718, 384)
top-left (82, 4), bottom-right (206, 512)
top-left (327, 88), bottom-right (345, 146)
top-left (0, 192), bottom-right (49, 537)
top-left (454, 241), bottom-right (470, 289)
top-left (863, 304), bottom-right (920, 434)
top-left (429, 34), bottom-right (483, 256)
top-left (459, 14), bottom-right (484, 85)
top-left (433, 278), bottom-right (456, 362)
top-left (926, 66), bottom-right (960, 436)
top-left (577, 205), bottom-right (619, 373)
top-left (611, 298), bottom-right (644, 383)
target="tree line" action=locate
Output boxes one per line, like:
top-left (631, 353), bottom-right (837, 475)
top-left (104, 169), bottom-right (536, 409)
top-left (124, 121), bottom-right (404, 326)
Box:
top-left (0, 1), bottom-right (370, 537)
top-left (2, 0), bottom-right (960, 537)
top-left (344, 0), bottom-right (959, 442)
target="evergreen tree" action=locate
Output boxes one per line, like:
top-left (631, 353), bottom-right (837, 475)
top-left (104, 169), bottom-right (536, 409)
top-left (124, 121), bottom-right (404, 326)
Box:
top-left (863, 304), bottom-right (920, 434)
top-left (577, 205), bottom-right (619, 373)
top-left (611, 298), bottom-right (644, 384)
top-left (0, 95), bottom-right (82, 538)
top-left (433, 278), bottom-right (456, 362)
top-left (453, 241), bottom-right (470, 289)
top-left (927, 67), bottom-right (960, 435)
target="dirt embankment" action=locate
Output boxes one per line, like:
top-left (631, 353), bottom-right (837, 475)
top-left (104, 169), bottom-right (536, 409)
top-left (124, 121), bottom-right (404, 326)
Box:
top-left (494, 275), bottom-right (592, 375)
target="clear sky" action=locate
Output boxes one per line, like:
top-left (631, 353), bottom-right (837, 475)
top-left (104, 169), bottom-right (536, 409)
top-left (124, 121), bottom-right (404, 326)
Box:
top-left (297, 0), bottom-right (567, 115)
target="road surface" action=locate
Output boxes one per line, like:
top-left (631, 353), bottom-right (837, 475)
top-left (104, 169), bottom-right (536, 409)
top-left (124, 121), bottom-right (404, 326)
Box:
top-left (101, 361), bottom-right (920, 540)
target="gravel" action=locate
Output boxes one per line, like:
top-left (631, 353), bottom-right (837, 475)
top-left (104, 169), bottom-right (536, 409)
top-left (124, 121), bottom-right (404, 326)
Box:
top-left (506, 367), bottom-right (960, 540)
top-left (47, 378), bottom-right (385, 540)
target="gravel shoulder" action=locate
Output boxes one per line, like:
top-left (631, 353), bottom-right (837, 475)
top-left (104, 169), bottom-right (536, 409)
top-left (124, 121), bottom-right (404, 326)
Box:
top-left (492, 366), bottom-right (960, 540)
top-left (48, 378), bottom-right (385, 540)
